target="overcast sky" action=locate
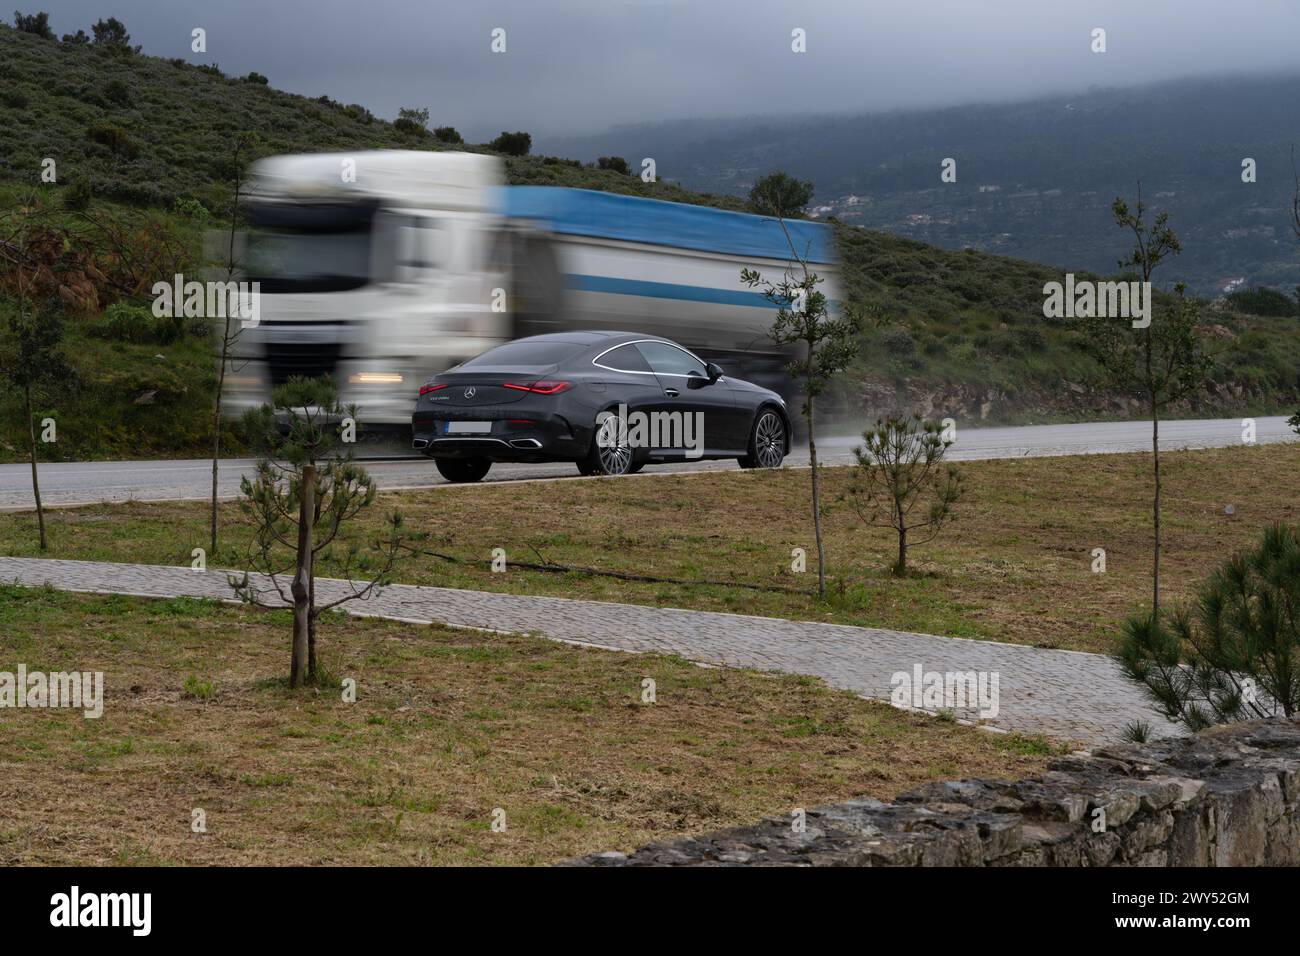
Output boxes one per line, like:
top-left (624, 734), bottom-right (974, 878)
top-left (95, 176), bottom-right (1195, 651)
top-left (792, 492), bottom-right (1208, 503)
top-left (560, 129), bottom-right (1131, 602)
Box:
top-left (34, 1), bottom-right (1300, 140)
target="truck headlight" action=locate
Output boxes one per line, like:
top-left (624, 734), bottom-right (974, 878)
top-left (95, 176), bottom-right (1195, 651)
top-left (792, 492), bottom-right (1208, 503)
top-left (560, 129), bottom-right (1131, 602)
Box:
top-left (348, 372), bottom-right (404, 384)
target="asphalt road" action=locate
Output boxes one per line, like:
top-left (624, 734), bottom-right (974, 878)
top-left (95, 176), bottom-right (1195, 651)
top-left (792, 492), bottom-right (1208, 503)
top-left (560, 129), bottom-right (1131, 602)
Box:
top-left (0, 416), bottom-right (1292, 510)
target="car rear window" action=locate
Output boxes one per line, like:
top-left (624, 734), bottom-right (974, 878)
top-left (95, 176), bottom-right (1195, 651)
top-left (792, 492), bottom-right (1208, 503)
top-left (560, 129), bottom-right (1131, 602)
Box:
top-left (594, 343), bottom-right (653, 373)
top-left (460, 340), bottom-right (586, 368)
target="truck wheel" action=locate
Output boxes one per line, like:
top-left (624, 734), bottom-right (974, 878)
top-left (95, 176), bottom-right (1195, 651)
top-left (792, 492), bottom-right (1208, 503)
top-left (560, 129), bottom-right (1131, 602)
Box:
top-left (435, 457), bottom-right (492, 483)
top-left (738, 410), bottom-right (786, 469)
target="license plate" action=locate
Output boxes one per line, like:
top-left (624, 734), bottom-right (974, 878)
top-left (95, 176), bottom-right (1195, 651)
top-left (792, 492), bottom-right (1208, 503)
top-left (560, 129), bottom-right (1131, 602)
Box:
top-left (445, 421), bottom-right (492, 435)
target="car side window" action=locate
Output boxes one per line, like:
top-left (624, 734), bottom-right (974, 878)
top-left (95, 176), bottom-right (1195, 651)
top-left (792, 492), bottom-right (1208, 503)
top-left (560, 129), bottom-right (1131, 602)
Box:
top-left (635, 341), bottom-right (707, 378)
top-left (595, 343), bottom-right (654, 373)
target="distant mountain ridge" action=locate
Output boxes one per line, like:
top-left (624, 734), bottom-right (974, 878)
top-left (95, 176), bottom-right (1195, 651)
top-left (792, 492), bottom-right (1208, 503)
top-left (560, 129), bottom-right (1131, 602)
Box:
top-left (541, 74), bottom-right (1300, 298)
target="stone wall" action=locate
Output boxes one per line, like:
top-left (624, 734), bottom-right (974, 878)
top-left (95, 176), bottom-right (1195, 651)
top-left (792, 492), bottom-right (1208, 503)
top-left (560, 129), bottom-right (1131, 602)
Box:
top-left (569, 719), bottom-right (1300, 866)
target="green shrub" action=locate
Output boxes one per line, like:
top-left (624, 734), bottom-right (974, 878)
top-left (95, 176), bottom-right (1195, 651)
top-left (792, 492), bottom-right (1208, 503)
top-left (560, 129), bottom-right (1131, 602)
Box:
top-left (91, 17), bottom-right (135, 52)
top-left (394, 106), bottom-right (428, 136)
top-left (1226, 286), bottom-right (1296, 317)
top-left (344, 104), bottom-right (374, 124)
top-left (14, 10), bottom-right (54, 40)
top-left (1117, 523), bottom-right (1300, 730)
top-left (988, 331), bottom-right (1022, 357)
top-left (171, 196), bottom-right (209, 220)
top-left (182, 674), bottom-right (215, 700)
top-left (880, 328), bottom-right (916, 356)
top-left (597, 156), bottom-right (630, 175)
top-left (103, 77), bottom-right (130, 106)
top-left (102, 179), bottom-right (168, 207)
top-left (86, 121), bottom-right (139, 159)
top-left (153, 310), bottom-right (187, 345)
top-left (1014, 325), bottom-right (1047, 353)
top-left (890, 271), bottom-right (927, 288)
top-left (93, 302), bottom-right (156, 343)
top-left (63, 179), bottom-right (93, 210)
top-left (489, 131), bottom-right (532, 156)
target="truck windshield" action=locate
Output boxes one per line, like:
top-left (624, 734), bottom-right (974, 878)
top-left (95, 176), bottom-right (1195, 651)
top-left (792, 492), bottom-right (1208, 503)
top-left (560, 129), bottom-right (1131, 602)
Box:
top-left (245, 227), bottom-right (372, 294)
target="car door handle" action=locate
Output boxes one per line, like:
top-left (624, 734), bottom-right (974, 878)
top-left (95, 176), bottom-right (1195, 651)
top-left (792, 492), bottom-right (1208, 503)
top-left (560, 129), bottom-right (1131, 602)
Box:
top-left (663, 388), bottom-right (679, 397)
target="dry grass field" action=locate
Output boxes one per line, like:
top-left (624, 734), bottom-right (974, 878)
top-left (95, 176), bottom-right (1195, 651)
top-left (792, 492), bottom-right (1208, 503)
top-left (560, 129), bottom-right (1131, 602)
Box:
top-left (0, 588), bottom-right (1056, 865)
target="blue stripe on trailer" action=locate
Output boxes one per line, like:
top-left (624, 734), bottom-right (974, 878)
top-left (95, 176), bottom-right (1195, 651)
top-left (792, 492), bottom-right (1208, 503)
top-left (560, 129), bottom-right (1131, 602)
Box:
top-left (500, 186), bottom-right (836, 264)
top-left (564, 273), bottom-right (781, 308)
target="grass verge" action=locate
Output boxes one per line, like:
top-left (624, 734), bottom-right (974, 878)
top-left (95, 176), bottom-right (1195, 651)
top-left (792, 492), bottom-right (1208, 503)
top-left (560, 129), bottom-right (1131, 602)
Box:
top-left (1, 444), bottom-right (1295, 653)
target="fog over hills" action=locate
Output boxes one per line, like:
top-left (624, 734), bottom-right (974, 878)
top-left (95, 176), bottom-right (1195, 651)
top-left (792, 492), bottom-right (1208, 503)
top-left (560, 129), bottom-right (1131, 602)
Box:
top-left (541, 74), bottom-right (1300, 298)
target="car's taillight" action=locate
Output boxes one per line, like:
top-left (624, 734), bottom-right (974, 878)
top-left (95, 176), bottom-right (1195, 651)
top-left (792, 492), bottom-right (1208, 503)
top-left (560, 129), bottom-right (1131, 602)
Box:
top-left (419, 383), bottom-right (447, 396)
top-left (503, 380), bottom-right (572, 395)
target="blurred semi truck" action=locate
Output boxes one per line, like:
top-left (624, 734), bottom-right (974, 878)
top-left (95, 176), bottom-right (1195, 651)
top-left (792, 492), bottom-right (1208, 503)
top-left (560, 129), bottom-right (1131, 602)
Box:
top-left (222, 150), bottom-right (838, 438)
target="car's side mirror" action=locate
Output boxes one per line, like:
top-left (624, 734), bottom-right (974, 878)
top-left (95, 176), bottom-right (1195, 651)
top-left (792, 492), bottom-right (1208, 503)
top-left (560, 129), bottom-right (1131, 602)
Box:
top-left (687, 364), bottom-right (723, 390)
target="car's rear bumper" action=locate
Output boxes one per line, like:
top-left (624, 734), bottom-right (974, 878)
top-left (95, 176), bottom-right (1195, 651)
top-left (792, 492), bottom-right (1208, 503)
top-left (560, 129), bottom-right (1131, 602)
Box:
top-left (411, 411), bottom-right (587, 462)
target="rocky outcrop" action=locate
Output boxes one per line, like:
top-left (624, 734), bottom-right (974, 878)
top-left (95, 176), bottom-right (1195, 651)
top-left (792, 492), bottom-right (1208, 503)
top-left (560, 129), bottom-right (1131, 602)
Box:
top-left (850, 374), bottom-right (1273, 427)
top-left (568, 719), bottom-right (1300, 866)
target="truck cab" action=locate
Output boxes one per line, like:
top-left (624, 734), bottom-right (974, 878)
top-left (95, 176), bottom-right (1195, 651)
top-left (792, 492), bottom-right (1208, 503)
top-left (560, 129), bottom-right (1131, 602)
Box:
top-left (223, 150), bottom-right (512, 432)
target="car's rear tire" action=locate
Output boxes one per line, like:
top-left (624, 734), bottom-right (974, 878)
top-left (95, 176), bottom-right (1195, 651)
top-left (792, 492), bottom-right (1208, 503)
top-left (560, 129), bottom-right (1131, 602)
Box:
top-left (582, 412), bottom-right (636, 476)
top-left (578, 459), bottom-right (639, 476)
top-left (738, 409), bottom-right (787, 469)
top-left (435, 456), bottom-right (492, 483)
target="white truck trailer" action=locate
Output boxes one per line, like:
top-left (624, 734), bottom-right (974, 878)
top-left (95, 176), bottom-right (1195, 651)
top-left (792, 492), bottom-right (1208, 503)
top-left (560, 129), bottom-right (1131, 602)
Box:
top-left (224, 149), bottom-right (838, 438)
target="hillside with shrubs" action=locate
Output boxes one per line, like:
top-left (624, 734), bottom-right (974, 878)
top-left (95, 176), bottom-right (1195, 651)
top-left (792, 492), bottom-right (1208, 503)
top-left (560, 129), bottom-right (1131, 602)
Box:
top-left (836, 225), bottom-right (1300, 424)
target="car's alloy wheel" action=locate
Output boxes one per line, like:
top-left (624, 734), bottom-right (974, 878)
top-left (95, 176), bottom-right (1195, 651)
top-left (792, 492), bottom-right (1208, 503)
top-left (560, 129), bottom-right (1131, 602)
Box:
top-left (754, 412), bottom-right (785, 467)
top-left (740, 410), bottom-right (786, 469)
top-left (587, 413), bottom-right (635, 476)
top-left (435, 456), bottom-right (492, 483)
